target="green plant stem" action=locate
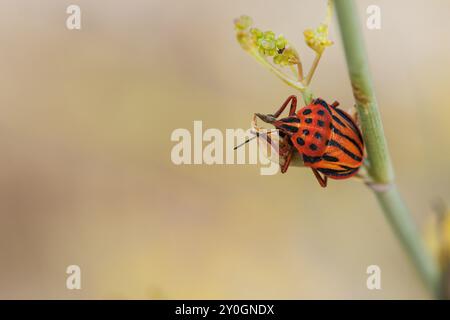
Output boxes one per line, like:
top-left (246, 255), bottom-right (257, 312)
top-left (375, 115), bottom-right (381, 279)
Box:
top-left (301, 86), bottom-right (313, 105)
top-left (335, 0), bottom-right (441, 297)
top-left (305, 53), bottom-right (322, 85)
top-left (375, 186), bottom-right (441, 296)
top-left (245, 47), bottom-right (306, 92)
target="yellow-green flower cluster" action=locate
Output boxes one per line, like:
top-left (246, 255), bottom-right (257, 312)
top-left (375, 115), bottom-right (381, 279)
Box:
top-left (234, 15), bottom-right (299, 66)
top-left (303, 23), bottom-right (333, 54)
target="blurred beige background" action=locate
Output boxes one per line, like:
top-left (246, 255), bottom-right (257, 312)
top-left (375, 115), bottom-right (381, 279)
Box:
top-left (0, 0), bottom-right (449, 299)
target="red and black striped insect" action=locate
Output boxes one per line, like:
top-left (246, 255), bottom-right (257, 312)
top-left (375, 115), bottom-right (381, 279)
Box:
top-left (254, 95), bottom-right (364, 187)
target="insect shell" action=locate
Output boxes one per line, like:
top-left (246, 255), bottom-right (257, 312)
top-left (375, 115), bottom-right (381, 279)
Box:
top-left (255, 96), bottom-right (364, 187)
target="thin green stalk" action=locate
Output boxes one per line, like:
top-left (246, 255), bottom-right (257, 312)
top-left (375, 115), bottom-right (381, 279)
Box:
top-left (300, 86), bottom-right (314, 105)
top-left (305, 53), bottom-right (322, 85)
top-left (335, 0), bottom-right (441, 297)
top-left (375, 186), bottom-right (441, 296)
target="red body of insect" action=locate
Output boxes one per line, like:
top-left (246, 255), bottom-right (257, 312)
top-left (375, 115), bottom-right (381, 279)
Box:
top-left (256, 95), bottom-right (364, 187)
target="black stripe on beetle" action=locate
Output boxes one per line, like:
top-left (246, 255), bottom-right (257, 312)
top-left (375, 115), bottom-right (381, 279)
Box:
top-left (330, 124), bottom-right (364, 156)
top-left (323, 104), bottom-right (332, 115)
top-left (332, 115), bottom-right (347, 128)
top-left (321, 154), bottom-right (338, 162)
top-left (333, 108), bottom-right (363, 143)
top-left (317, 167), bottom-right (358, 177)
top-left (302, 154), bottom-right (322, 164)
top-left (339, 164), bottom-right (359, 170)
top-left (327, 140), bottom-right (362, 162)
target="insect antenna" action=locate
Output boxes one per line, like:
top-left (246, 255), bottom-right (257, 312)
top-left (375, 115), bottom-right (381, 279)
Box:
top-left (233, 135), bottom-right (258, 150)
top-left (234, 113), bottom-right (276, 150)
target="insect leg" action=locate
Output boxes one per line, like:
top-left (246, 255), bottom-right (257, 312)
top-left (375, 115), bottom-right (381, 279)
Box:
top-left (280, 134), bottom-right (294, 173)
top-left (280, 146), bottom-right (294, 174)
top-left (331, 101), bottom-right (340, 108)
top-left (271, 95), bottom-right (298, 118)
top-left (311, 168), bottom-right (328, 188)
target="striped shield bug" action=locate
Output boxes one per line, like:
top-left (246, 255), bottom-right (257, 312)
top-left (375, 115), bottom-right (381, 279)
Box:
top-left (252, 95), bottom-right (364, 187)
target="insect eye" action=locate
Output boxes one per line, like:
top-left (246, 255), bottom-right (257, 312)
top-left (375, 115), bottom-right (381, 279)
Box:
top-left (281, 124), bottom-right (298, 133)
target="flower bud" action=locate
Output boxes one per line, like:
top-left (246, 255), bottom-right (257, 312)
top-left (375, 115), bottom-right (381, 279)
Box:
top-left (234, 15), bottom-right (252, 31)
top-left (263, 31), bottom-right (275, 41)
top-left (275, 36), bottom-right (287, 50)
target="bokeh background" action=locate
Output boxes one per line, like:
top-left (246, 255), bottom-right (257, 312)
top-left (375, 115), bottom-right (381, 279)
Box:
top-left (0, 0), bottom-right (449, 299)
